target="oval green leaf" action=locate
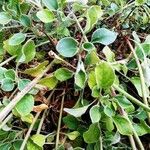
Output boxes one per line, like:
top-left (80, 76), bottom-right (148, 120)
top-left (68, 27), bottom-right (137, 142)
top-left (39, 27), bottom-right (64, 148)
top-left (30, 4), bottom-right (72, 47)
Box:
top-left (54, 68), bottom-right (73, 81)
top-left (91, 28), bottom-right (118, 45)
top-left (36, 9), bottom-right (55, 23)
top-left (95, 62), bottom-right (115, 88)
top-left (113, 115), bottom-right (133, 135)
top-left (14, 94), bottom-right (34, 116)
top-left (56, 37), bottom-right (78, 57)
top-left (1, 78), bottom-right (14, 91)
top-left (42, 0), bottom-right (58, 10)
top-left (9, 33), bottom-right (26, 46)
top-left (0, 12), bottom-right (11, 25)
top-left (83, 123), bottom-right (100, 143)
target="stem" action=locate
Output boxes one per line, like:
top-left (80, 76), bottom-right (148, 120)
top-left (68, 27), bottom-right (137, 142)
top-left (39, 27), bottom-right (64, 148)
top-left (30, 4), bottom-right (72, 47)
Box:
top-left (36, 111), bottom-right (46, 134)
top-left (126, 39), bottom-right (150, 121)
top-left (49, 51), bottom-right (76, 70)
top-left (35, 40), bottom-right (49, 48)
top-left (113, 84), bottom-right (150, 112)
top-left (37, 90), bottom-right (55, 134)
top-left (55, 90), bottom-right (65, 150)
top-left (67, 6), bottom-right (88, 42)
top-left (132, 130), bottom-right (144, 150)
top-left (0, 61), bottom-right (54, 122)
top-left (20, 112), bottom-right (40, 150)
top-left (0, 56), bottom-right (16, 67)
top-left (0, 113), bottom-right (13, 129)
top-left (129, 135), bottom-right (137, 150)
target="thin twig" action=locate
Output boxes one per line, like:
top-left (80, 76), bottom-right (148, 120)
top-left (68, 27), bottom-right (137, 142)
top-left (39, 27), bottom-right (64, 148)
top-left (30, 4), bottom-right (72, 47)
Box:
top-left (36, 91), bottom-right (55, 134)
top-left (0, 113), bottom-right (13, 129)
top-left (55, 90), bottom-right (65, 149)
top-left (0, 56), bottom-right (16, 67)
top-left (20, 112), bottom-right (41, 150)
top-left (67, 6), bottom-right (88, 42)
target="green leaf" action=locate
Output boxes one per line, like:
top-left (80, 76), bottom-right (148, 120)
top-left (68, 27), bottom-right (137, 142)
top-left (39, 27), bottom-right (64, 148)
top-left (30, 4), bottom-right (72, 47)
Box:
top-left (91, 28), bottom-right (118, 45)
top-left (64, 104), bottom-right (90, 118)
top-left (39, 75), bottom-right (58, 89)
top-left (19, 14), bottom-right (31, 27)
top-left (0, 12), bottom-right (11, 25)
top-left (13, 140), bottom-right (23, 150)
top-left (1, 78), bottom-right (14, 91)
top-left (42, 0), bottom-right (58, 10)
top-left (95, 62), bottom-right (115, 89)
top-left (116, 96), bottom-right (135, 113)
top-left (103, 46), bottom-right (115, 62)
top-left (113, 115), bottom-right (133, 135)
top-left (85, 6), bottom-right (103, 33)
top-left (14, 94), bottom-right (34, 116)
top-left (63, 115), bottom-right (79, 130)
top-left (85, 51), bottom-right (100, 65)
top-left (56, 37), bottom-right (78, 57)
top-left (82, 42), bottom-right (95, 52)
top-left (67, 131), bottom-right (80, 140)
top-left (17, 39), bottom-right (36, 63)
top-left (136, 44), bottom-right (150, 60)
top-left (75, 60), bottom-right (87, 89)
top-left (18, 79), bottom-right (31, 91)
top-left (23, 61), bottom-right (49, 77)
top-left (9, 33), bottom-right (26, 46)
top-left (31, 134), bottom-right (46, 147)
top-left (135, 0), bottom-right (146, 6)
top-left (36, 9), bottom-right (55, 23)
top-left (54, 68), bottom-right (73, 81)
top-left (88, 71), bottom-right (97, 89)
top-left (134, 121), bottom-right (150, 136)
top-left (3, 40), bottom-right (22, 56)
top-left (104, 106), bottom-right (115, 117)
top-left (0, 143), bottom-right (11, 150)
top-left (131, 76), bottom-right (149, 97)
top-left (27, 139), bottom-right (41, 150)
top-left (21, 114), bottom-right (33, 124)
top-left (91, 86), bottom-right (100, 98)
top-left (0, 67), bottom-right (7, 80)
top-left (83, 123), bottom-right (100, 143)
top-left (90, 105), bottom-right (101, 123)
top-left (4, 69), bottom-right (16, 80)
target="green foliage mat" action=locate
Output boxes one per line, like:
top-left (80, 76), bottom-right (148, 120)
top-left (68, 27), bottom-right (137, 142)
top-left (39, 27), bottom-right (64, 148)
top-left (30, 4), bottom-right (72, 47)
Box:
top-left (0, 0), bottom-right (150, 150)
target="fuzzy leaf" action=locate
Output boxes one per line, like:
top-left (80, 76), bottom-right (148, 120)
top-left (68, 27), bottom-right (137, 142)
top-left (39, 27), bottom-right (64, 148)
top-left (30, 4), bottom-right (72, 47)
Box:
top-left (31, 134), bottom-right (46, 147)
top-left (56, 37), bottom-right (78, 57)
top-left (42, 0), bottom-right (58, 10)
top-left (39, 75), bottom-right (58, 89)
top-left (92, 28), bottom-right (118, 45)
top-left (17, 39), bottom-right (36, 63)
top-left (23, 61), bottom-right (49, 77)
top-left (90, 105), bottom-right (101, 123)
top-left (113, 115), bottom-right (133, 135)
top-left (83, 123), bottom-right (100, 143)
top-left (54, 68), bottom-right (73, 81)
top-left (85, 6), bottom-right (103, 33)
top-left (95, 62), bottom-right (115, 88)
top-left (9, 33), bottom-right (26, 46)
top-left (67, 131), bottom-right (80, 140)
top-left (14, 94), bottom-right (34, 116)
top-left (64, 104), bottom-right (90, 117)
top-left (1, 78), bottom-right (14, 91)
top-left (36, 9), bottom-right (55, 23)
top-left (0, 12), bottom-right (11, 25)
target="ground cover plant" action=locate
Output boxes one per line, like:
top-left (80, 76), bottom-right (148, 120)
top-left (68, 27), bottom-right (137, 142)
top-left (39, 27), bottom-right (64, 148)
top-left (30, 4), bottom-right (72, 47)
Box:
top-left (0, 0), bottom-right (150, 149)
